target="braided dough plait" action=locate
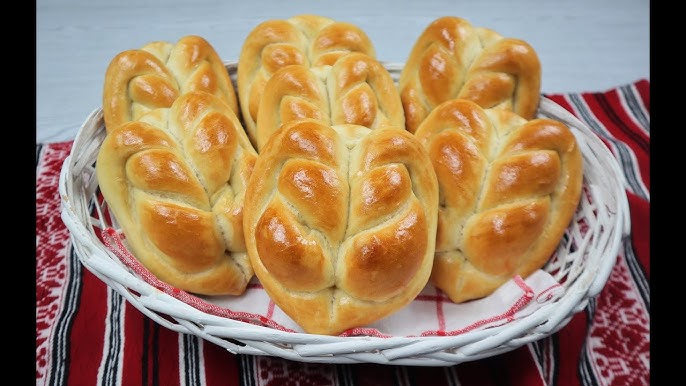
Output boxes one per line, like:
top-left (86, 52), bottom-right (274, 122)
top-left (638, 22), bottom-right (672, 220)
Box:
top-left (96, 91), bottom-right (257, 296)
top-left (254, 52), bottom-right (405, 151)
top-left (413, 99), bottom-right (583, 303)
top-left (103, 35), bottom-right (238, 132)
top-left (237, 14), bottom-right (376, 145)
top-left (243, 119), bottom-right (438, 335)
top-left (399, 16), bottom-right (541, 133)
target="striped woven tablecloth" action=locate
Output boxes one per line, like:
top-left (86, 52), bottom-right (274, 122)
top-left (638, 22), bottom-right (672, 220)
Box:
top-left (36, 80), bottom-right (650, 386)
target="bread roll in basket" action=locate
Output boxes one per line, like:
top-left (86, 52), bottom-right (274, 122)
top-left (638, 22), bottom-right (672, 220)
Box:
top-left (399, 16), bottom-right (542, 133)
top-left (413, 99), bottom-right (583, 303)
top-left (253, 52), bottom-right (406, 151)
top-left (96, 91), bottom-right (257, 296)
top-left (243, 118), bottom-right (439, 335)
top-left (237, 14), bottom-right (377, 146)
top-left (102, 34), bottom-right (239, 132)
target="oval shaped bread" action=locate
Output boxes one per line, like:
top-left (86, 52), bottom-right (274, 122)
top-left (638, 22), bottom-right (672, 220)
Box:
top-left (399, 16), bottom-right (541, 133)
top-left (103, 35), bottom-right (238, 132)
top-left (413, 99), bottom-right (583, 303)
top-left (96, 91), bottom-right (257, 296)
top-left (254, 52), bottom-right (405, 151)
top-left (243, 118), bottom-right (438, 335)
top-left (237, 14), bottom-right (376, 145)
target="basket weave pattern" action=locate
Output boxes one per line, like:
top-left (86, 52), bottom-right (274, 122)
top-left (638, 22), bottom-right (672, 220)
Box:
top-left (58, 62), bottom-right (630, 366)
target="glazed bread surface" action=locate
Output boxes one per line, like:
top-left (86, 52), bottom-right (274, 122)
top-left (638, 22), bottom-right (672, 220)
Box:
top-left (243, 118), bottom-right (439, 335)
top-left (237, 14), bottom-right (376, 145)
top-left (103, 35), bottom-right (238, 132)
top-left (254, 52), bottom-right (405, 151)
top-left (96, 91), bottom-right (257, 296)
top-left (413, 99), bottom-right (583, 303)
top-left (399, 16), bottom-right (541, 133)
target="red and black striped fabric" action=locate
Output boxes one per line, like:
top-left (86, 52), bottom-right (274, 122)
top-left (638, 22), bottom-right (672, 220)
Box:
top-left (36, 79), bottom-right (650, 386)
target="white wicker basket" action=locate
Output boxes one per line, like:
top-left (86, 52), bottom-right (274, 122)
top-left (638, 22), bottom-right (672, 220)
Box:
top-left (58, 61), bottom-right (630, 366)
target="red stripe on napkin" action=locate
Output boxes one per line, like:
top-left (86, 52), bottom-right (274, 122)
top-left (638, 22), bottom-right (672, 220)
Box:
top-left (66, 262), bottom-right (109, 385)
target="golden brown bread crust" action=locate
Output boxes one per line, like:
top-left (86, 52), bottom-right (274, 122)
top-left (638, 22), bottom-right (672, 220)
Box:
top-left (399, 16), bottom-right (541, 133)
top-left (237, 14), bottom-right (376, 145)
top-left (413, 99), bottom-right (583, 303)
top-left (243, 119), bottom-right (438, 335)
top-left (96, 91), bottom-right (257, 295)
top-left (103, 35), bottom-right (238, 132)
top-left (254, 52), bottom-right (405, 151)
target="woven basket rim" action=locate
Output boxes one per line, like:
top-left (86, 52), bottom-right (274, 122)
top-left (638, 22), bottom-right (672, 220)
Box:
top-left (57, 61), bottom-right (631, 366)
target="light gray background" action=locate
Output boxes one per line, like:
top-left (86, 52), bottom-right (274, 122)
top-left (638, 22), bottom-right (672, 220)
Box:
top-left (36, 0), bottom-right (650, 143)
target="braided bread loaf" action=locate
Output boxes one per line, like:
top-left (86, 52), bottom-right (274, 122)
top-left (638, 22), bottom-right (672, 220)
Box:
top-left (237, 14), bottom-right (376, 145)
top-left (103, 35), bottom-right (238, 132)
top-left (96, 91), bottom-right (257, 296)
top-left (399, 16), bottom-right (541, 133)
top-left (253, 52), bottom-right (405, 151)
top-left (243, 119), bottom-right (438, 335)
top-left (413, 99), bottom-right (583, 303)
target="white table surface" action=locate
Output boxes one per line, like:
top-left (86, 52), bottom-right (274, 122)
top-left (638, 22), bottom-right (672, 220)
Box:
top-left (36, 0), bottom-right (650, 144)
